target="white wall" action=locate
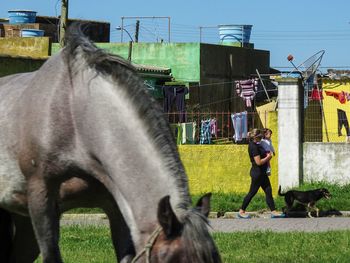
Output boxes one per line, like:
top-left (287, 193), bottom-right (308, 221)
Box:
top-left (303, 143), bottom-right (350, 185)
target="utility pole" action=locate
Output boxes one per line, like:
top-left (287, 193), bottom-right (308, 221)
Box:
top-left (134, 20), bottom-right (140, 43)
top-left (59, 0), bottom-right (69, 46)
top-left (128, 41), bottom-right (132, 61)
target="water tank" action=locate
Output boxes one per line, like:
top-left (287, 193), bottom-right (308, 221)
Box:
top-left (218, 24), bottom-right (252, 45)
top-left (8, 10), bottom-right (37, 24)
top-left (21, 29), bottom-right (44, 37)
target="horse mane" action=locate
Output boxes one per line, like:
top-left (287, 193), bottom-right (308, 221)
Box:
top-left (62, 23), bottom-right (191, 212)
top-left (182, 209), bottom-right (219, 263)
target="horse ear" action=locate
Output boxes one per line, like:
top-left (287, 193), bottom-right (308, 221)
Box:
top-left (157, 195), bottom-right (182, 238)
top-left (195, 193), bottom-right (212, 217)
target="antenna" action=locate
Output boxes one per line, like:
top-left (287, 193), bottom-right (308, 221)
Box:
top-left (287, 50), bottom-right (325, 81)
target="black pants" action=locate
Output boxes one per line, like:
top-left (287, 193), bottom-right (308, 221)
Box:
top-left (241, 173), bottom-right (276, 211)
top-left (337, 109), bottom-right (350, 136)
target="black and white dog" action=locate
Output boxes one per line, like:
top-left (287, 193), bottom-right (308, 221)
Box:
top-left (278, 186), bottom-right (331, 218)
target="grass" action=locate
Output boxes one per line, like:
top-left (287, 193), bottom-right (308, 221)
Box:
top-left (35, 225), bottom-right (115, 263)
top-left (64, 182), bottom-right (350, 214)
top-left (35, 226), bottom-right (350, 263)
top-left (213, 231), bottom-right (350, 263)
top-left (192, 182), bottom-right (350, 213)
top-left (65, 207), bottom-right (104, 214)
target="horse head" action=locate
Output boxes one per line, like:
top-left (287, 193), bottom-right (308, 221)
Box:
top-left (132, 193), bottom-right (221, 263)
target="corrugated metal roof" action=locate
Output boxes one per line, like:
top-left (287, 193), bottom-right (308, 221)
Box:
top-left (133, 63), bottom-right (171, 75)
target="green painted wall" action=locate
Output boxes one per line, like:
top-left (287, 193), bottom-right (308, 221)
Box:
top-left (52, 42), bottom-right (200, 82)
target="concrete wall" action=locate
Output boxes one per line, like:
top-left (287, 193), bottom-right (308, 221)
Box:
top-left (199, 44), bottom-right (270, 112)
top-left (0, 37), bottom-right (51, 58)
top-left (200, 44), bottom-right (270, 80)
top-left (278, 79), bottom-right (302, 190)
top-left (303, 143), bottom-right (350, 184)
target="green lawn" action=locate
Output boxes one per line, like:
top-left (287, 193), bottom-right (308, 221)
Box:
top-left (214, 231), bottom-right (350, 263)
top-left (35, 226), bottom-right (350, 263)
top-left (35, 225), bottom-right (115, 263)
top-left (65, 182), bottom-right (350, 215)
top-left (192, 182), bottom-right (350, 213)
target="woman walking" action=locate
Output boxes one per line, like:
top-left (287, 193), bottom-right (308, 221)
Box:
top-left (238, 128), bottom-right (284, 219)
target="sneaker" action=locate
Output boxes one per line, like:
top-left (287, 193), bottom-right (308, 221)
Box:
top-left (237, 211), bottom-right (251, 219)
top-left (271, 211), bottom-right (286, 218)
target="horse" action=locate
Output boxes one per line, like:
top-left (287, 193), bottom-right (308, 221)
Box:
top-left (0, 24), bottom-right (221, 263)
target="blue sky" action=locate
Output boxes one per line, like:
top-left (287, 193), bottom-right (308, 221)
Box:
top-left (1, 0), bottom-right (350, 71)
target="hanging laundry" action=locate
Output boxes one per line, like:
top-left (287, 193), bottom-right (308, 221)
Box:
top-left (231, 111), bottom-right (248, 143)
top-left (163, 86), bottom-right (189, 122)
top-left (337, 109), bottom-right (350, 137)
top-left (180, 122), bottom-right (197, 144)
top-left (310, 85), bottom-right (323, 101)
top-left (325, 90), bottom-right (349, 104)
top-left (170, 122), bottom-right (197, 145)
top-left (235, 79), bottom-right (258, 107)
top-left (210, 119), bottom-right (217, 138)
top-left (170, 123), bottom-right (183, 145)
top-left (200, 120), bottom-right (211, 144)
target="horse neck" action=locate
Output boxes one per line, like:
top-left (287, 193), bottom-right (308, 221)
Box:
top-left (72, 71), bottom-right (190, 247)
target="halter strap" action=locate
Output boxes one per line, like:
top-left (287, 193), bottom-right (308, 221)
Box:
top-left (131, 226), bottom-right (162, 263)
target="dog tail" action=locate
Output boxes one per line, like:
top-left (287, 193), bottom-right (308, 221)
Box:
top-left (278, 185), bottom-right (286, 196)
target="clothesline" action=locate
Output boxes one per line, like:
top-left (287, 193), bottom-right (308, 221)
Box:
top-left (194, 89), bottom-right (278, 109)
top-left (143, 79), bottom-right (277, 90)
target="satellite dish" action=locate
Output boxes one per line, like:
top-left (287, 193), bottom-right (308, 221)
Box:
top-left (287, 50), bottom-right (325, 82)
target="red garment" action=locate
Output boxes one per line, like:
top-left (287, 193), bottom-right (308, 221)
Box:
top-left (310, 86), bottom-right (323, 101)
top-left (325, 90), bottom-right (347, 104)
